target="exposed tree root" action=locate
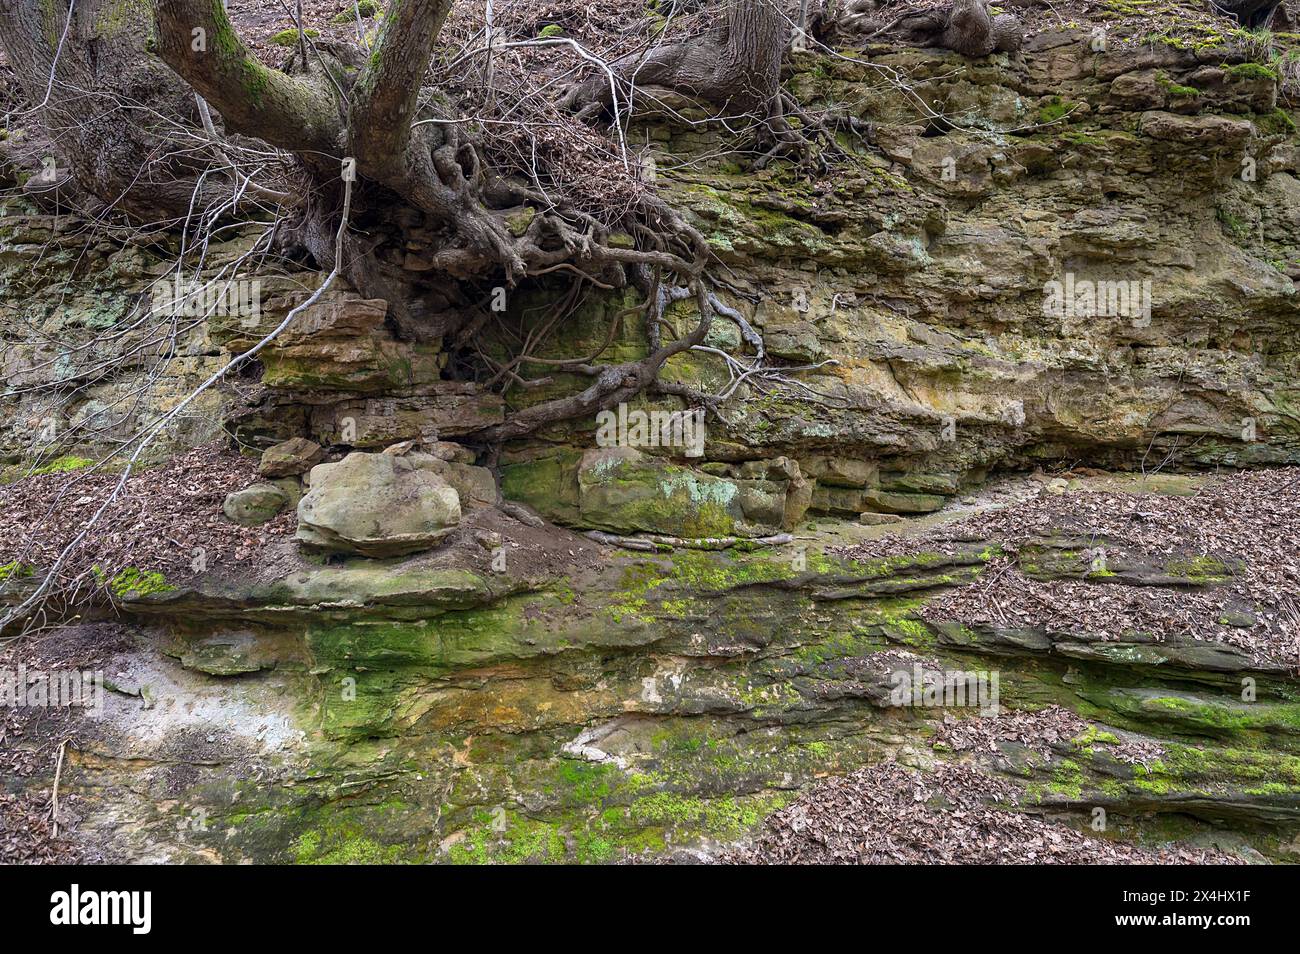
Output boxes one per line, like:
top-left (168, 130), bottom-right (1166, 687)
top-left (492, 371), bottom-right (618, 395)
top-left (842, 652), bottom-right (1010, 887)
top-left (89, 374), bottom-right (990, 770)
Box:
top-left (820, 0), bottom-right (1024, 56)
top-left (561, 0), bottom-right (787, 120)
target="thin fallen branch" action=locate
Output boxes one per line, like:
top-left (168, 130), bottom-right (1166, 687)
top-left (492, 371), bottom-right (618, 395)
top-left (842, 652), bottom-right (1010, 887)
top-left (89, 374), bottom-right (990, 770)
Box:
top-left (0, 167), bottom-right (356, 637)
top-left (586, 530), bottom-right (794, 551)
top-left (50, 737), bottom-right (69, 838)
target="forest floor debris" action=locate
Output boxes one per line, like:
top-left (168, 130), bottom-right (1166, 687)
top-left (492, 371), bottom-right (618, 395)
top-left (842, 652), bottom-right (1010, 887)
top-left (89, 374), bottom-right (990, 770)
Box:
top-left (723, 759), bottom-right (1241, 865)
top-left (0, 444), bottom-right (293, 598)
top-left (838, 468), bottom-right (1300, 668)
top-left (931, 704), bottom-right (1166, 766)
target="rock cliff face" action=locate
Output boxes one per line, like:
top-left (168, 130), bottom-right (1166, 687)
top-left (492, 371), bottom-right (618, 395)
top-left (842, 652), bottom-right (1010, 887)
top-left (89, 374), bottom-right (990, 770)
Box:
top-left (6, 20), bottom-right (1299, 494)
top-left (3, 10), bottom-right (1300, 863)
top-left (500, 31), bottom-right (1300, 527)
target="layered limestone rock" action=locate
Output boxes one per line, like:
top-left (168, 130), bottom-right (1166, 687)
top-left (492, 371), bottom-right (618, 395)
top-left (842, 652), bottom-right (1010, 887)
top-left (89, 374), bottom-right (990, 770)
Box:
top-left (219, 291), bottom-right (505, 452)
top-left (480, 30), bottom-right (1300, 528)
top-left (3, 28), bottom-right (1297, 532)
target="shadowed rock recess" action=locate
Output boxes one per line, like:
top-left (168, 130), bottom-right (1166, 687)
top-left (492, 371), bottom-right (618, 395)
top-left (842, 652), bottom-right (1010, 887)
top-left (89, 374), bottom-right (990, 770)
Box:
top-left (2, 0), bottom-right (1300, 865)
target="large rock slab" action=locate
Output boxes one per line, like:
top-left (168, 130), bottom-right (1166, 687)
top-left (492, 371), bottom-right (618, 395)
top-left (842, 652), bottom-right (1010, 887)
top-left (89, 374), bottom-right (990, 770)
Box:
top-left (308, 385), bottom-right (505, 444)
top-left (502, 446), bottom-right (811, 537)
top-left (296, 452), bottom-right (461, 557)
top-left (382, 443), bottom-right (497, 509)
top-left (237, 294), bottom-right (444, 395)
top-left (577, 447), bottom-right (743, 537)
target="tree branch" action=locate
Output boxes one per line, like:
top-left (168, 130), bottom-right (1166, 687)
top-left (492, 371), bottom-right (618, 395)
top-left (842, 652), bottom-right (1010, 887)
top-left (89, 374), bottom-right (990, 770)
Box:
top-left (348, 0), bottom-right (454, 175)
top-left (155, 0), bottom-right (343, 156)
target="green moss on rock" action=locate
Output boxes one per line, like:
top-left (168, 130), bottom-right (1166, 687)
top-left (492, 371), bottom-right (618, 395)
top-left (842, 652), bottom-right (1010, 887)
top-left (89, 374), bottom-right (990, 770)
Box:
top-left (270, 28), bottom-right (320, 47)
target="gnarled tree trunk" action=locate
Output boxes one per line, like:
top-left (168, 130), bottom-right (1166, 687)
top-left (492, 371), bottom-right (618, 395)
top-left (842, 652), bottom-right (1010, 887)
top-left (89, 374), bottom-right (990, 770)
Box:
top-left (563, 0), bottom-right (788, 118)
top-left (819, 0), bottom-right (1023, 56)
top-left (0, 0), bottom-right (227, 220)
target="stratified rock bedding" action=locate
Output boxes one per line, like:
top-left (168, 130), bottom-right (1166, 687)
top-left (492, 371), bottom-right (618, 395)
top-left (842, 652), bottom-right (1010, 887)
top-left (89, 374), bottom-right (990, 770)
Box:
top-left (2, 446), bottom-right (1297, 864)
top-left (839, 468), bottom-right (1300, 666)
top-left (3, 0), bottom-right (1300, 866)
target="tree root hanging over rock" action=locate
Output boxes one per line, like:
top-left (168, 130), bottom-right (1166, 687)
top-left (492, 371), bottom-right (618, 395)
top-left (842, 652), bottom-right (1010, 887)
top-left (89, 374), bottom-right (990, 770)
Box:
top-left (1, 0), bottom-right (709, 329)
top-left (150, 0), bottom-right (709, 343)
top-left (471, 280), bottom-right (716, 444)
top-left (819, 0), bottom-right (1025, 56)
top-left (0, 0), bottom-right (727, 442)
